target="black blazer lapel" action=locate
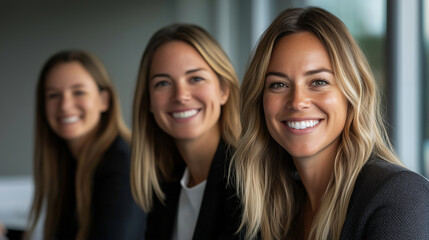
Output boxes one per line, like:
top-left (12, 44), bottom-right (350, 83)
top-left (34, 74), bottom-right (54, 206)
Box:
top-left (192, 141), bottom-right (238, 240)
top-left (146, 180), bottom-right (181, 240)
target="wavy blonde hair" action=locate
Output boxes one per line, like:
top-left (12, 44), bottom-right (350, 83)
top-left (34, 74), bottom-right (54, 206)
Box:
top-left (233, 7), bottom-right (402, 239)
top-left (27, 50), bottom-right (130, 240)
top-left (131, 24), bottom-right (240, 212)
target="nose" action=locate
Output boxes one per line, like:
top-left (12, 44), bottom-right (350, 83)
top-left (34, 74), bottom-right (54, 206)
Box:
top-left (60, 92), bottom-right (73, 111)
top-left (287, 86), bottom-right (311, 110)
top-left (173, 82), bottom-right (191, 102)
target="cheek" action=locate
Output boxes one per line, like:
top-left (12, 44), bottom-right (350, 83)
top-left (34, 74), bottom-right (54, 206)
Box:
top-left (200, 87), bottom-right (221, 103)
top-left (148, 92), bottom-right (168, 127)
top-left (322, 92), bottom-right (348, 124)
top-left (83, 99), bottom-right (99, 113)
top-left (149, 92), bottom-right (165, 110)
top-left (263, 94), bottom-right (281, 138)
top-left (338, 97), bottom-right (348, 122)
top-left (45, 101), bottom-right (56, 118)
top-left (197, 81), bottom-right (226, 104)
top-left (44, 103), bottom-right (58, 130)
top-left (263, 93), bottom-right (281, 120)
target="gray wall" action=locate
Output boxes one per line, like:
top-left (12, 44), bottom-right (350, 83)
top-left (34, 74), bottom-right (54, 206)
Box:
top-left (0, 0), bottom-right (253, 176)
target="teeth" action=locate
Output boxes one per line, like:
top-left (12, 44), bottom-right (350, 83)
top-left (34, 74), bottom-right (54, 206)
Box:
top-left (61, 116), bottom-right (79, 124)
top-left (172, 109), bottom-right (198, 119)
top-left (286, 120), bottom-right (319, 130)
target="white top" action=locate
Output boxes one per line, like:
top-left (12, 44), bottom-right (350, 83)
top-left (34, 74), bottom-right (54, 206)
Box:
top-left (172, 168), bottom-right (207, 240)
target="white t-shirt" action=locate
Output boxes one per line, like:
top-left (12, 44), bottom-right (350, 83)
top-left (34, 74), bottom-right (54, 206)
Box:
top-left (172, 168), bottom-right (207, 240)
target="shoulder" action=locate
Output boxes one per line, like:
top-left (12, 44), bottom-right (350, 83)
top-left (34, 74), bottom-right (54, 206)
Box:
top-left (96, 136), bottom-right (131, 176)
top-left (354, 158), bottom-right (429, 197)
top-left (342, 158), bottom-right (429, 239)
top-left (104, 135), bottom-right (131, 159)
top-left (206, 140), bottom-right (235, 188)
top-left (351, 158), bottom-right (429, 206)
top-left (210, 140), bottom-right (234, 170)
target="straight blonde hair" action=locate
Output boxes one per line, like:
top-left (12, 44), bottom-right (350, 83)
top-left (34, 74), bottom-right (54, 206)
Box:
top-left (131, 24), bottom-right (240, 212)
top-left (27, 50), bottom-right (130, 240)
top-left (233, 7), bottom-right (401, 239)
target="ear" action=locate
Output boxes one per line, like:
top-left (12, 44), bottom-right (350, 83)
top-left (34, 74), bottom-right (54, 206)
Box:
top-left (219, 83), bottom-right (230, 106)
top-left (100, 90), bottom-right (110, 112)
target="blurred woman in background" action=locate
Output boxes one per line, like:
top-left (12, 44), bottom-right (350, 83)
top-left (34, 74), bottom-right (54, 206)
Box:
top-left (27, 50), bottom-right (146, 240)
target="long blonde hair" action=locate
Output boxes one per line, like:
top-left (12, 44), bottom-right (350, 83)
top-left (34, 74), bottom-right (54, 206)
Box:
top-left (131, 24), bottom-right (240, 212)
top-left (233, 7), bottom-right (401, 239)
top-left (28, 50), bottom-right (130, 240)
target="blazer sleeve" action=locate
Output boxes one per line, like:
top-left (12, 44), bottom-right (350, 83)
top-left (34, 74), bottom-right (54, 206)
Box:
top-left (89, 139), bottom-right (146, 240)
top-left (362, 171), bottom-right (429, 240)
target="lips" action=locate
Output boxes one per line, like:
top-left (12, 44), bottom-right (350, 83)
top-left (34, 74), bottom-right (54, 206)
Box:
top-left (171, 109), bottom-right (199, 119)
top-left (60, 116), bottom-right (80, 124)
top-left (283, 119), bottom-right (321, 130)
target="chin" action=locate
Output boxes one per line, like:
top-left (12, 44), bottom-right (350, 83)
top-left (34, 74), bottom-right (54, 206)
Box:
top-left (283, 146), bottom-right (318, 159)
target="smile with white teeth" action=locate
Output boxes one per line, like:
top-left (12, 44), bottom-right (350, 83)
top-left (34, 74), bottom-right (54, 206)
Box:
top-left (61, 116), bottom-right (80, 124)
top-left (286, 120), bottom-right (320, 130)
top-left (172, 109), bottom-right (199, 119)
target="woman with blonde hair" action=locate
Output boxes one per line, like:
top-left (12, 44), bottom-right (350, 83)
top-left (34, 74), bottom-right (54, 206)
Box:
top-left (27, 50), bottom-right (146, 240)
top-left (233, 7), bottom-right (429, 239)
top-left (131, 24), bottom-right (241, 239)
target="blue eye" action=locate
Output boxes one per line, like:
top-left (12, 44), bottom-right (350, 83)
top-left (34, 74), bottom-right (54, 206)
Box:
top-left (191, 77), bottom-right (204, 82)
top-left (47, 93), bottom-right (60, 99)
top-left (190, 76), bottom-right (204, 82)
top-left (312, 79), bottom-right (328, 86)
top-left (154, 80), bottom-right (170, 88)
top-left (269, 82), bottom-right (287, 89)
top-left (73, 90), bottom-right (86, 96)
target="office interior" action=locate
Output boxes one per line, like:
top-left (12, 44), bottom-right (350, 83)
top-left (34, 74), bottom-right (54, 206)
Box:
top-left (0, 0), bottom-right (427, 234)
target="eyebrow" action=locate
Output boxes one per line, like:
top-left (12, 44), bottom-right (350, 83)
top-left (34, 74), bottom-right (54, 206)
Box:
top-left (150, 68), bottom-right (207, 81)
top-left (186, 68), bottom-right (206, 74)
top-left (150, 73), bottom-right (170, 80)
top-left (265, 71), bottom-right (290, 79)
top-left (265, 68), bottom-right (333, 79)
top-left (304, 68), bottom-right (333, 76)
top-left (45, 83), bottom-right (87, 91)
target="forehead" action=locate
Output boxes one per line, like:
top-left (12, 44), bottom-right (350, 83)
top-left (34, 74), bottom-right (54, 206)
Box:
top-left (150, 41), bottom-right (210, 74)
top-left (268, 32), bottom-right (332, 71)
top-left (274, 31), bottom-right (327, 53)
top-left (45, 62), bottom-right (97, 89)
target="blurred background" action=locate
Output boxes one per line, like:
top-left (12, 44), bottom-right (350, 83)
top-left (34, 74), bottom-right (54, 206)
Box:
top-left (0, 0), bottom-right (427, 233)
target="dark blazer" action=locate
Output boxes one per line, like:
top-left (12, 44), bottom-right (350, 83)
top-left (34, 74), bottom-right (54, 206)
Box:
top-left (145, 140), bottom-right (241, 240)
top-left (239, 158), bottom-right (429, 239)
top-left (56, 136), bottom-right (146, 240)
top-left (340, 158), bottom-right (429, 239)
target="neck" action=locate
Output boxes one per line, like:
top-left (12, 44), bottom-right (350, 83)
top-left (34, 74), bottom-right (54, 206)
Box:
top-left (67, 139), bottom-right (85, 159)
top-left (175, 130), bottom-right (220, 187)
top-left (293, 138), bottom-right (339, 212)
top-left (66, 128), bottom-right (98, 159)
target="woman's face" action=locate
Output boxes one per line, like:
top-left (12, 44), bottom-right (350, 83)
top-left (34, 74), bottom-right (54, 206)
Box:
top-left (45, 62), bottom-right (109, 144)
top-left (263, 32), bottom-right (348, 161)
top-left (149, 41), bottom-right (229, 143)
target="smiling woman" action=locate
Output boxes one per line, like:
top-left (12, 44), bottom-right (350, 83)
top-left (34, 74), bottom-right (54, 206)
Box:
top-left (149, 41), bottom-right (228, 144)
top-left (131, 24), bottom-right (241, 240)
top-left (232, 7), bottom-right (429, 240)
top-left (263, 32), bottom-right (348, 161)
top-left (44, 62), bottom-right (109, 155)
top-left (27, 50), bottom-right (146, 240)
